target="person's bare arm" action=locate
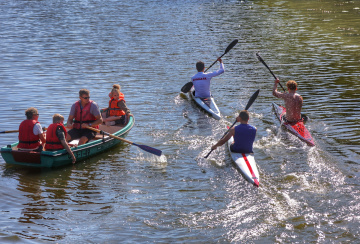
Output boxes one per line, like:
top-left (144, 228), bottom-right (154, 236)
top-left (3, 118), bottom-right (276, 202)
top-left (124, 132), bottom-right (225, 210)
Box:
top-left (61, 140), bottom-right (76, 164)
top-left (211, 127), bottom-right (235, 151)
top-left (273, 78), bottom-right (285, 98)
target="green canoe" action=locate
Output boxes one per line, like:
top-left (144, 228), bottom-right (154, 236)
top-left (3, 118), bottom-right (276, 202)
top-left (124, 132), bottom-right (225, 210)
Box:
top-left (0, 116), bottom-right (134, 168)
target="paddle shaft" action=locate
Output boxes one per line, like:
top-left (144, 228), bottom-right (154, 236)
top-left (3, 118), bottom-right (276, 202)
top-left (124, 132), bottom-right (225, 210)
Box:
top-left (0, 127), bottom-right (47, 134)
top-left (86, 126), bottom-right (162, 156)
top-left (181, 39), bottom-right (238, 93)
top-left (87, 126), bottom-right (135, 144)
top-left (256, 53), bottom-right (286, 92)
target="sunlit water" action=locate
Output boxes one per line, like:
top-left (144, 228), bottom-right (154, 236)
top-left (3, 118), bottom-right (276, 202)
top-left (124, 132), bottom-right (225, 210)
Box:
top-left (0, 0), bottom-right (359, 242)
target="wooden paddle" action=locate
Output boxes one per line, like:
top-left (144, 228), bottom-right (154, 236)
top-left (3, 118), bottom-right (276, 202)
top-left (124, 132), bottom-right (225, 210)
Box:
top-left (86, 126), bottom-right (162, 156)
top-left (0, 127), bottom-right (47, 134)
top-left (204, 89), bottom-right (260, 158)
top-left (181, 39), bottom-right (239, 93)
top-left (256, 52), bottom-right (286, 92)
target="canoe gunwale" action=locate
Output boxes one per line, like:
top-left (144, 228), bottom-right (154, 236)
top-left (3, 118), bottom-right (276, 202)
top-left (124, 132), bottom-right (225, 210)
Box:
top-left (1, 116), bottom-right (135, 167)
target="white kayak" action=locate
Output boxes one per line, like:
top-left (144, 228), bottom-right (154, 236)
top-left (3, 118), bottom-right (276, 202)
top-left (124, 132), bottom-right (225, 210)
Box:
top-left (227, 136), bottom-right (260, 187)
top-left (189, 87), bottom-right (221, 120)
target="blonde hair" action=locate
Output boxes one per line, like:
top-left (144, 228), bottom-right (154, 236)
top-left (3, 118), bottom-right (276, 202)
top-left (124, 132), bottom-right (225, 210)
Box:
top-left (25, 107), bottom-right (38, 119)
top-left (110, 84), bottom-right (121, 96)
top-left (112, 84), bottom-right (121, 92)
top-left (52, 114), bottom-right (64, 123)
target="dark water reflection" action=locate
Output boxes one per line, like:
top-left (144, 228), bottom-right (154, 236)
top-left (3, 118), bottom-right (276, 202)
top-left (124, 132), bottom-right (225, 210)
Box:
top-left (0, 0), bottom-right (359, 242)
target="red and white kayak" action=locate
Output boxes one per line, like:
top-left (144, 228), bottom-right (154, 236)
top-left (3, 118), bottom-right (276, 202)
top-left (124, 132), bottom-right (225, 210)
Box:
top-left (227, 136), bottom-right (260, 187)
top-left (272, 102), bottom-right (315, 147)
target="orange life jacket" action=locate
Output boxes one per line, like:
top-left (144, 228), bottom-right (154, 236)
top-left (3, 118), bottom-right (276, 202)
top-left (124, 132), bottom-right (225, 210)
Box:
top-left (108, 93), bottom-right (126, 116)
top-left (45, 123), bottom-right (67, 150)
top-left (18, 120), bottom-right (41, 149)
top-left (73, 100), bottom-right (98, 129)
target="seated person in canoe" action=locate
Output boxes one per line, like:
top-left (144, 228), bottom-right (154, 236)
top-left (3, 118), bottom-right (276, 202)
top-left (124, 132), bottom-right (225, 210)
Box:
top-left (192, 58), bottom-right (224, 98)
top-left (66, 89), bottom-right (103, 146)
top-left (273, 79), bottom-right (303, 123)
top-left (45, 114), bottom-right (76, 164)
top-left (17, 107), bottom-right (46, 152)
top-left (102, 84), bottom-right (132, 126)
top-left (211, 110), bottom-right (257, 153)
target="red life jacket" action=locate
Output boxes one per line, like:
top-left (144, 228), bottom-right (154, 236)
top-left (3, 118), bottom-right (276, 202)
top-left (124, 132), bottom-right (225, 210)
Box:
top-left (45, 123), bottom-right (67, 150)
top-left (18, 120), bottom-right (41, 149)
top-left (108, 93), bottom-right (126, 116)
top-left (73, 100), bottom-right (98, 129)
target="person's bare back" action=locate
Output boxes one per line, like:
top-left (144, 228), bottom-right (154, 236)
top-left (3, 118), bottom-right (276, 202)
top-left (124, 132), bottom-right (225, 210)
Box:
top-left (273, 79), bottom-right (303, 122)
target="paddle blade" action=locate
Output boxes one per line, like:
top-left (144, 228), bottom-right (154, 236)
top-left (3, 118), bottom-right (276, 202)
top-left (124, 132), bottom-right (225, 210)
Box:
top-left (181, 82), bottom-right (193, 93)
top-left (133, 143), bottom-right (162, 156)
top-left (245, 89), bottom-right (260, 111)
top-left (225, 39), bottom-right (238, 54)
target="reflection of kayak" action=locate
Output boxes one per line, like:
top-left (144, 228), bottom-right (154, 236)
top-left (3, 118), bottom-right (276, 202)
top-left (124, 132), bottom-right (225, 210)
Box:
top-left (189, 87), bottom-right (221, 120)
top-left (0, 116), bottom-right (135, 168)
top-left (272, 103), bottom-right (315, 146)
top-left (227, 135), bottom-right (260, 187)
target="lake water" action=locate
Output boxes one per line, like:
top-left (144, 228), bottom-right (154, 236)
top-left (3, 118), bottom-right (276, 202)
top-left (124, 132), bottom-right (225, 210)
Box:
top-left (0, 0), bottom-right (359, 243)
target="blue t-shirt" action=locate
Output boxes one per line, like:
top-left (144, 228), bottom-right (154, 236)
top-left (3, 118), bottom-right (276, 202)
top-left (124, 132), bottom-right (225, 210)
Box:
top-left (231, 124), bottom-right (256, 153)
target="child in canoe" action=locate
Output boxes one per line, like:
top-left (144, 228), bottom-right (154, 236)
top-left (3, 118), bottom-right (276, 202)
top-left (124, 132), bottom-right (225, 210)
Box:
top-left (102, 84), bottom-right (132, 126)
top-left (45, 114), bottom-right (76, 164)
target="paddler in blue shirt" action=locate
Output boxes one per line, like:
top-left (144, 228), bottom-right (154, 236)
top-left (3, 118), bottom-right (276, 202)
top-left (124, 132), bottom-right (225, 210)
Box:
top-left (211, 110), bottom-right (257, 153)
top-left (273, 79), bottom-right (303, 123)
top-left (192, 58), bottom-right (224, 98)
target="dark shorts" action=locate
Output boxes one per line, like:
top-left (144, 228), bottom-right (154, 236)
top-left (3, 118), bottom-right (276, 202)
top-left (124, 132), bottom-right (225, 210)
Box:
top-left (230, 144), bottom-right (252, 154)
top-left (68, 128), bottom-right (97, 142)
top-left (115, 115), bottom-right (126, 125)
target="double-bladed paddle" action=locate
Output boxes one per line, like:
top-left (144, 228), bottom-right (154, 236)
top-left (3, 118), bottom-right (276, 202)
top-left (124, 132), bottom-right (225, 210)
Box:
top-left (255, 52), bottom-right (286, 92)
top-left (204, 89), bottom-right (260, 159)
top-left (86, 126), bottom-right (162, 157)
top-left (181, 39), bottom-right (239, 93)
top-left (256, 52), bottom-right (308, 121)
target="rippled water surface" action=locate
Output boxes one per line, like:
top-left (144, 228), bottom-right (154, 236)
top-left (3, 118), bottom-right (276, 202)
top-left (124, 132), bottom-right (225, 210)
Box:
top-left (0, 0), bottom-right (359, 243)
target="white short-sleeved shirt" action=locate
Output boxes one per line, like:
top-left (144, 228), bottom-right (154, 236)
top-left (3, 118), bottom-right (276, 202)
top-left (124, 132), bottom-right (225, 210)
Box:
top-left (33, 123), bottom-right (43, 135)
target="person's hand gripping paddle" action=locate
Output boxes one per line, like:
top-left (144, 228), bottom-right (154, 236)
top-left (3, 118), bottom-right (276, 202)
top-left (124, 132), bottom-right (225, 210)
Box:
top-left (181, 39), bottom-right (238, 93)
top-left (204, 89), bottom-right (260, 158)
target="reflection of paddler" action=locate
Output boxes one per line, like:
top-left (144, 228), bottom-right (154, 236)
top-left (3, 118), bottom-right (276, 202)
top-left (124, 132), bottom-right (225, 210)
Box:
top-left (102, 84), bottom-right (132, 126)
top-left (45, 114), bottom-right (76, 164)
top-left (18, 107), bottom-right (46, 152)
top-left (66, 89), bottom-right (103, 146)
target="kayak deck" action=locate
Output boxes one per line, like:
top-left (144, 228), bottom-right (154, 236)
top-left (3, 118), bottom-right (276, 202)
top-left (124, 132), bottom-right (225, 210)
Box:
top-left (272, 103), bottom-right (315, 146)
top-left (188, 87), bottom-right (221, 120)
top-left (227, 136), bottom-right (260, 187)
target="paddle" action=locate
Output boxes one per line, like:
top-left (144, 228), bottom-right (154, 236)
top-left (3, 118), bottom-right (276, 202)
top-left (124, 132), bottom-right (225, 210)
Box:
top-left (256, 53), bottom-right (308, 122)
top-left (204, 89), bottom-right (260, 159)
top-left (1, 127), bottom-right (47, 134)
top-left (255, 52), bottom-right (286, 92)
top-left (86, 126), bottom-right (162, 156)
top-left (181, 39), bottom-right (239, 93)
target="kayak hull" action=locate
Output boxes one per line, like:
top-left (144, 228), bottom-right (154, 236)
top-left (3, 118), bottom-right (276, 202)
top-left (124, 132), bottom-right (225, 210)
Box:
top-left (227, 136), bottom-right (260, 187)
top-left (272, 103), bottom-right (315, 146)
top-left (189, 87), bottom-right (221, 120)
